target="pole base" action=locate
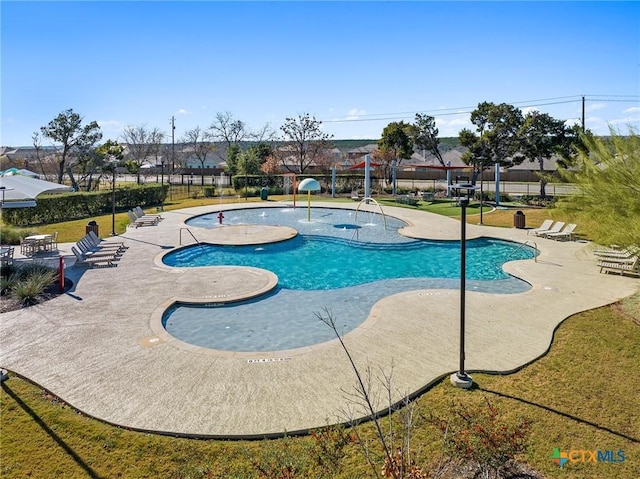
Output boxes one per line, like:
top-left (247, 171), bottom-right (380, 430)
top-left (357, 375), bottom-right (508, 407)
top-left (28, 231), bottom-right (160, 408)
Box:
top-left (450, 372), bottom-right (473, 389)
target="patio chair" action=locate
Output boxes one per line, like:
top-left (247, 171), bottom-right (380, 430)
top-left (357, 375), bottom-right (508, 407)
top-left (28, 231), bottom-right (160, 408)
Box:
top-left (0, 247), bottom-right (14, 267)
top-left (71, 246), bottom-right (115, 268)
top-left (534, 221), bottom-right (565, 237)
top-left (544, 223), bottom-right (578, 241)
top-left (527, 219), bottom-right (554, 235)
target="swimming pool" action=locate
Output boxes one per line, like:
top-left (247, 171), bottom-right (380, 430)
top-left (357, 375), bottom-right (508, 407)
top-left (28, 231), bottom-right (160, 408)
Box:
top-left (162, 207), bottom-right (536, 352)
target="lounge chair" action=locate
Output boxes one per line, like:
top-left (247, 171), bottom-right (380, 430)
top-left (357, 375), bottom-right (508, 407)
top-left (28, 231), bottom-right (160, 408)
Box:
top-left (594, 245), bottom-right (639, 259)
top-left (528, 219), bottom-right (554, 236)
top-left (599, 256), bottom-right (640, 277)
top-left (544, 223), bottom-right (578, 241)
top-left (351, 191), bottom-right (361, 201)
top-left (135, 206), bottom-right (163, 221)
top-left (87, 231), bottom-right (127, 250)
top-left (77, 237), bottom-right (123, 258)
top-left (127, 210), bottom-right (158, 228)
top-left (534, 221), bottom-right (565, 237)
top-left (71, 246), bottom-right (115, 268)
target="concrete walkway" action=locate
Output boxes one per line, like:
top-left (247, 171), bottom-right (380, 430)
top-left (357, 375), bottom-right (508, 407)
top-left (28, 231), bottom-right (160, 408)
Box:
top-left (1, 201), bottom-right (637, 438)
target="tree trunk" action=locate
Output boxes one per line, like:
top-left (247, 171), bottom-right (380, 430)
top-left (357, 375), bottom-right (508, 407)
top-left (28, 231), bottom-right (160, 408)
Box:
top-left (538, 157), bottom-right (546, 198)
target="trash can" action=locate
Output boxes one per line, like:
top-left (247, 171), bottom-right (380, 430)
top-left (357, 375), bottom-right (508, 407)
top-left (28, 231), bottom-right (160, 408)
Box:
top-left (260, 187), bottom-right (268, 200)
top-left (86, 220), bottom-right (99, 236)
top-left (514, 210), bottom-right (526, 229)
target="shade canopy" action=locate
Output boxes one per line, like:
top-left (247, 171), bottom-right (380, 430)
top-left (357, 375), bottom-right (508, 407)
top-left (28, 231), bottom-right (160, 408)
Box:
top-left (0, 168), bottom-right (40, 178)
top-left (404, 164), bottom-right (471, 171)
top-left (0, 175), bottom-right (73, 202)
top-left (348, 160), bottom-right (382, 169)
top-left (297, 178), bottom-right (320, 192)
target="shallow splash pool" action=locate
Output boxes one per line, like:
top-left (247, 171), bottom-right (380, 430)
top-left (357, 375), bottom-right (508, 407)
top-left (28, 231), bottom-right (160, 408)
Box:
top-left (162, 207), bottom-right (536, 352)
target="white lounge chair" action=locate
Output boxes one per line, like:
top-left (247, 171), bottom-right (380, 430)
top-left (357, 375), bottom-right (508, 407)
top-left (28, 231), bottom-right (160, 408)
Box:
top-left (88, 231), bottom-right (127, 250)
top-left (534, 221), bottom-right (565, 237)
top-left (545, 223), bottom-right (577, 241)
top-left (71, 246), bottom-right (115, 268)
top-left (127, 210), bottom-right (158, 228)
top-left (77, 237), bottom-right (123, 258)
top-left (135, 206), bottom-right (163, 221)
top-left (528, 219), bottom-right (554, 235)
top-left (599, 256), bottom-right (640, 277)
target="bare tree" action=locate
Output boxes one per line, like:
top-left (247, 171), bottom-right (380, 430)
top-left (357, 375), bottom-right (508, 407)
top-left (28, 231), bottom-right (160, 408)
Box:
top-left (121, 125), bottom-right (163, 184)
top-left (278, 113), bottom-right (333, 174)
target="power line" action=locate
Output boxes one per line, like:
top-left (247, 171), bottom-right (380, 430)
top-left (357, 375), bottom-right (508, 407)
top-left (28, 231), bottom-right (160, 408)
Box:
top-left (322, 95), bottom-right (639, 125)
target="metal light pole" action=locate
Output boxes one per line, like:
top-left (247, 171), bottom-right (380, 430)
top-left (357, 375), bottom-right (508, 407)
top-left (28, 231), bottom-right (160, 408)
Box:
top-left (450, 183), bottom-right (478, 389)
top-left (160, 160), bottom-right (165, 186)
top-left (111, 167), bottom-right (116, 236)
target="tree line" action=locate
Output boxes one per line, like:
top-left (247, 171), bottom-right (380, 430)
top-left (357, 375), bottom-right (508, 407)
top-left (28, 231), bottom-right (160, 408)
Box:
top-left (31, 103), bottom-right (587, 197)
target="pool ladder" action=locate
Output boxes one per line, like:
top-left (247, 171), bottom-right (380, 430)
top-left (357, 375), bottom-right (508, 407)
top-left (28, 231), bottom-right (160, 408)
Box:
top-left (508, 239), bottom-right (538, 263)
top-left (179, 227), bottom-right (202, 246)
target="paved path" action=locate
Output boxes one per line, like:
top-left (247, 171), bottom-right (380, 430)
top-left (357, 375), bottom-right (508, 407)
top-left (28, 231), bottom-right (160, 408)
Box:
top-left (1, 202), bottom-right (637, 438)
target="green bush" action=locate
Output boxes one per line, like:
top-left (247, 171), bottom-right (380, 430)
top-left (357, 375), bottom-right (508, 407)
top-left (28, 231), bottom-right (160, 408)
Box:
top-left (0, 225), bottom-right (37, 245)
top-left (1, 185), bottom-right (168, 226)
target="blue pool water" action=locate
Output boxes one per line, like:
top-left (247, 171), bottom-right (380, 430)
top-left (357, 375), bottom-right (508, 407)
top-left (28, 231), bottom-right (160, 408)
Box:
top-left (162, 206), bottom-right (536, 352)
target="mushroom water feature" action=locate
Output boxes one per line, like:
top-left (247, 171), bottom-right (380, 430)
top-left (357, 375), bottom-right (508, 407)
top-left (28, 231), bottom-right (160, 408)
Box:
top-left (297, 177), bottom-right (320, 221)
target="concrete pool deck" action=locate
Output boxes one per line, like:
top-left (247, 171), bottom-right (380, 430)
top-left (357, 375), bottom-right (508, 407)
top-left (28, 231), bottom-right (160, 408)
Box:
top-left (1, 201), bottom-right (638, 438)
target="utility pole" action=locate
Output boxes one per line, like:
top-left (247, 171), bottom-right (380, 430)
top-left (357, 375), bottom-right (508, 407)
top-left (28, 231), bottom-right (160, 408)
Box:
top-left (581, 96), bottom-right (585, 132)
top-left (171, 116), bottom-right (176, 171)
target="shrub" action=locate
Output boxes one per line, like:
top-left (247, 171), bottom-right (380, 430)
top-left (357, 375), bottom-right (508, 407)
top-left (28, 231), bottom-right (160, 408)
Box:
top-left (1, 263), bottom-right (58, 306)
top-left (431, 398), bottom-right (531, 479)
top-left (0, 225), bottom-right (37, 245)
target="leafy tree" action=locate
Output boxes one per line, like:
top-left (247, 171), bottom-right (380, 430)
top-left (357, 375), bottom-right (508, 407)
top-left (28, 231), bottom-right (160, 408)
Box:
top-left (412, 113), bottom-right (445, 166)
top-left (556, 128), bottom-right (640, 248)
top-left (238, 148), bottom-right (261, 176)
top-left (121, 125), bottom-right (163, 184)
top-left (462, 102), bottom-right (524, 169)
top-left (225, 143), bottom-right (241, 176)
top-left (377, 121), bottom-right (415, 185)
top-left (518, 111), bottom-right (583, 197)
top-left (278, 113), bottom-right (333, 174)
top-left (40, 108), bottom-right (102, 184)
top-left (182, 127), bottom-right (215, 186)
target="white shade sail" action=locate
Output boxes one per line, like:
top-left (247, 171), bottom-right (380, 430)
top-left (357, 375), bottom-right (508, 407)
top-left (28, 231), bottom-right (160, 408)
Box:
top-left (0, 175), bottom-right (73, 202)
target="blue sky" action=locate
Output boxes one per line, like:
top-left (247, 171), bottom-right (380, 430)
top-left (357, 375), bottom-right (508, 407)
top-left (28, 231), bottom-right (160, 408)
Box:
top-left (2, 1), bottom-right (639, 147)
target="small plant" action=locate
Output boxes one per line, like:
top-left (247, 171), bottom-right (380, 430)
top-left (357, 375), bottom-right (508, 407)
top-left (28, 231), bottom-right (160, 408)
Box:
top-left (1, 262), bottom-right (58, 306)
top-left (308, 425), bottom-right (355, 477)
top-left (12, 270), bottom-right (57, 305)
top-left (430, 398), bottom-right (531, 479)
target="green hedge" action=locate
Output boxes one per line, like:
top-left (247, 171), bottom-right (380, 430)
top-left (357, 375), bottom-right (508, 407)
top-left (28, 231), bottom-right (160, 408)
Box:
top-left (2, 185), bottom-right (167, 226)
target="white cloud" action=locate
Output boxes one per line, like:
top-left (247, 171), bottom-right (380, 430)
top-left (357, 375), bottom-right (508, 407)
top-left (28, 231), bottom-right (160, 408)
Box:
top-left (521, 106), bottom-right (540, 116)
top-left (177, 108), bottom-right (190, 115)
top-left (623, 106), bottom-right (640, 114)
top-left (98, 120), bottom-right (126, 139)
top-left (586, 102), bottom-right (606, 112)
top-left (345, 108), bottom-right (367, 120)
